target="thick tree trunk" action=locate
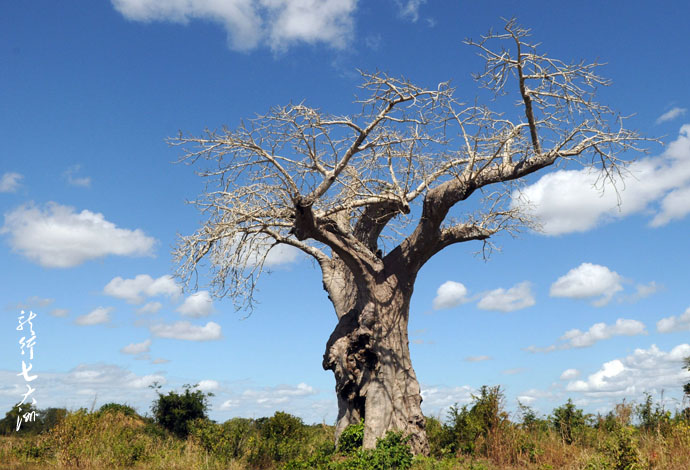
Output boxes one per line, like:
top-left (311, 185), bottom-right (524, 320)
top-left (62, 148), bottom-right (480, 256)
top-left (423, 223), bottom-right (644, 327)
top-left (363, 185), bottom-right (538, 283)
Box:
top-left (322, 276), bottom-right (429, 455)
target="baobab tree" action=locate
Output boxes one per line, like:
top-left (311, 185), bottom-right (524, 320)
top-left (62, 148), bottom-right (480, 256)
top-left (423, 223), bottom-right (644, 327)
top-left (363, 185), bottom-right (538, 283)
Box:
top-left (173, 20), bottom-right (644, 455)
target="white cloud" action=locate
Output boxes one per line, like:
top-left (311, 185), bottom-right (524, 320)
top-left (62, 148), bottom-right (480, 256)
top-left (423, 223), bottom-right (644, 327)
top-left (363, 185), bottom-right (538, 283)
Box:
top-left (150, 321), bottom-right (222, 341)
top-left (526, 318), bottom-right (647, 353)
top-left (63, 165), bottom-right (91, 187)
top-left (657, 307), bottom-right (690, 333)
top-left (121, 339), bottom-right (152, 355)
top-left (561, 319), bottom-right (647, 348)
top-left (176, 291), bottom-right (214, 317)
top-left (512, 125), bottom-right (690, 234)
top-left (432, 281), bottom-right (469, 310)
top-left (627, 281), bottom-right (662, 301)
top-left (104, 274), bottom-right (181, 304)
top-left (420, 384), bottom-right (473, 415)
top-left (220, 382), bottom-right (318, 410)
top-left (1, 202), bottom-right (156, 268)
top-left (111, 0), bottom-right (357, 52)
top-left (263, 243), bottom-right (300, 266)
top-left (197, 379), bottom-right (220, 392)
top-left (75, 306), bottom-right (113, 325)
top-left (650, 185), bottom-right (690, 226)
top-left (550, 263), bottom-right (623, 306)
top-left (395, 0), bottom-right (426, 22)
top-left (465, 355), bottom-right (492, 362)
top-left (16, 295), bottom-right (54, 310)
top-left (50, 308), bottom-right (69, 317)
top-left (560, 369), bottom-right (580, 380)
top-left (477, 281), bottom-right (535, 312)
top-left (0, 172), bottom-right (23, 193)
top-left (566, 344), bottom-right (690, 396)
top-left (656, 107), bottom-right (687, 124)
top-left (138, 301), bottom-right (163, 314)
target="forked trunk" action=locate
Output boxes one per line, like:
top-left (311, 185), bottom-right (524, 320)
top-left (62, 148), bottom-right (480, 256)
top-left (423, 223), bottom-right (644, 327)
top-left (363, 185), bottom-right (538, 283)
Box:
top-left (322, 276), bottom-right (429, 455)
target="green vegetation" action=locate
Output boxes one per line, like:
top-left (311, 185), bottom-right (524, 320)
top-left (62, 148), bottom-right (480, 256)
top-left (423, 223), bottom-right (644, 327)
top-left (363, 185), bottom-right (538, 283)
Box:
top-left (1, 385), bottom-right (690, 470)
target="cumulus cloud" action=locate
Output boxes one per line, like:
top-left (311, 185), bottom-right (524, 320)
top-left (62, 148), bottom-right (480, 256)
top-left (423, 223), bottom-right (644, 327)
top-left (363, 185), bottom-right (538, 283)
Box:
top-left (150, 321), bottom-right (222, 341)
top-left (0, 172), bottom-right (23, 193)
top-left (526, 318), bottom-right (647, 353)
top-left (512, 125), bottom-right (690, 234)
top-left (420, 384), bottom-right (473, 415)
top-left (550, 263), bottom-right (623, 306)
top-left (1, 202), bottom-right (155, 268)
top-left (197, 379), bottom-right (220, 392)
top-left (657, 307), bottom-right (690, 333)
top-left (121, 339), bottom-right (152, 355)
top-left (63, 165), bottom-right (91, 187)
top-left (104, 274), bottom-right (181, 304)
top-left (565, 344), bottom-right (690, 396)
top-left (432, 281), bottom-right (469, 310)
top-left (560, 369), bottom-right (580, 380)
top-left (656, 107), bottom-right (687, 124)
top-left (477, 281), bottom-right (535, 312)
top-left (627, 281), bottom-right (662, 302)
top-left (561, 319), bottom-right (647, 348)
top-left (176, 291), bottom-right (214, 317)
top-left (111, 0), bottom-right (357, 52)
top-left (76, 307), bottom-right (113, 325)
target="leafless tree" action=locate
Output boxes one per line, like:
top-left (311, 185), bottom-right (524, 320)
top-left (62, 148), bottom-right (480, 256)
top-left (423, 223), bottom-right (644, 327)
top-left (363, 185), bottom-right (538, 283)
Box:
top-left (173, 20), bottom-right (645, 454)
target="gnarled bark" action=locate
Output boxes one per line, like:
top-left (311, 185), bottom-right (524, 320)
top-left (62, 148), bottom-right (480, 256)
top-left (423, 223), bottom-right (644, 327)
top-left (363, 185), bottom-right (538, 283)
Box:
top-left (323, 272), bottom-right (429, 455)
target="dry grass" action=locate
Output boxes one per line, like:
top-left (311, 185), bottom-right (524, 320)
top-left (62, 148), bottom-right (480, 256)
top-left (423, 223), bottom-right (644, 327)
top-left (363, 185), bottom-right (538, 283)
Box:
top-left (2, 408), bottom-right (690, 470)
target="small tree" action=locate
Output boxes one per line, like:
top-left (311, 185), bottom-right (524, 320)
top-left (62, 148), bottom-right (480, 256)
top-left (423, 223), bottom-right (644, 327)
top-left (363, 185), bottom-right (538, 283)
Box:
top-left (0, 402), bottom-right (41, 435)
top-left (174, 19), bottom-right (646, 454)
top-left (551, 399), bottom-right (586, 444)
top-left (684, 356), bottom-right (690, 398)
top-left (150, 383), bottom-right (213, 438)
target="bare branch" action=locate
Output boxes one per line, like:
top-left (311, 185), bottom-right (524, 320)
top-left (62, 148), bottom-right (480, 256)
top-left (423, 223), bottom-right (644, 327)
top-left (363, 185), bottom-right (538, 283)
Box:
top-left (175, 22), bottom-right (649, 308)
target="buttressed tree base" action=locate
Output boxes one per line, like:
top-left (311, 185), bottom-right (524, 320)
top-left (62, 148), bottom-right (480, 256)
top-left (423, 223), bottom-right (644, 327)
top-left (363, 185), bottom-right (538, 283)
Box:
top-left (174, 20), bottom-right (646, 455)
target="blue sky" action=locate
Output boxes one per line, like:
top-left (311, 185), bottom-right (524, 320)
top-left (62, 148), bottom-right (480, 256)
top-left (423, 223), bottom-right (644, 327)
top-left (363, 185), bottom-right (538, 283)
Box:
top-left (2, 0), bottom-right (690, 425)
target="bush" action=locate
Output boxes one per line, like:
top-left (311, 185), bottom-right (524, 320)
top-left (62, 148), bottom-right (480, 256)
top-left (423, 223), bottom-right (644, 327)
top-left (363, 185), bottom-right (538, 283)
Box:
top-left (0, 403), bottom-right (41, 435)
top-left (151, 383), bottom-right (213, 438)
top-left (247, 411), bottom-right (309, 468)
top-left (603, 426), bottom-right (643, 470)
top-left (635, 393), bottom-right (671, 435)
top-left (551, 399), bottom-right (586, 444)
top-left (334, 431), bottom-right (413, 470)
top-left (338, 419), bottom-right (364, 454)
top-left (99, 403), bottom-right (138, 417)
top-left (445, 385), bottom-right (508, 456)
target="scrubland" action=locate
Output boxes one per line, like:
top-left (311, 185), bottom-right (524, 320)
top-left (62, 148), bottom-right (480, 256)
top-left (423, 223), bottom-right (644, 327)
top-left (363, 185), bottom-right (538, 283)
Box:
top-left (2, 386), bottom-right (689, 470)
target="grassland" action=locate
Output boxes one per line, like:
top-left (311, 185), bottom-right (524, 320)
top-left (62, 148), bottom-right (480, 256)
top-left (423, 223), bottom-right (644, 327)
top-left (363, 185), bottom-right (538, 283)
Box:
top-left (2, 388), bottom-right (689, 470)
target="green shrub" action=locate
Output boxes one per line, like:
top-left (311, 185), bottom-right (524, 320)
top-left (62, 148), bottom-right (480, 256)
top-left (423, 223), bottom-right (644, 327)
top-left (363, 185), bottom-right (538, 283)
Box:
top-left (635, 393), bottom-right (671, 435)
top-left (445, 385), bottom-right (508, 455)
top-left (338, 419), bottom-right (364, 454)
top-left (151, 383), bottom-right (213, 438)
top-left (551, 399), bottom-right (586, 444)
top-left (424, 415), bottom-right (454, 458)
top-left (99, 402), bottom-right (138, 417)
top-left (603, 426), bottom-right (644, 470)
top-left (247, 411), bottom-right (309, 468)
top-left (0, 403), bottom-right (42, 435)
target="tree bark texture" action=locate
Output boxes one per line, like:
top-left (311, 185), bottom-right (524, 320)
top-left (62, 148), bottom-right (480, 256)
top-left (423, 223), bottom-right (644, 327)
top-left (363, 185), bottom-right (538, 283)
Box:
top-left (322, 267), bottom-right (429, 455)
